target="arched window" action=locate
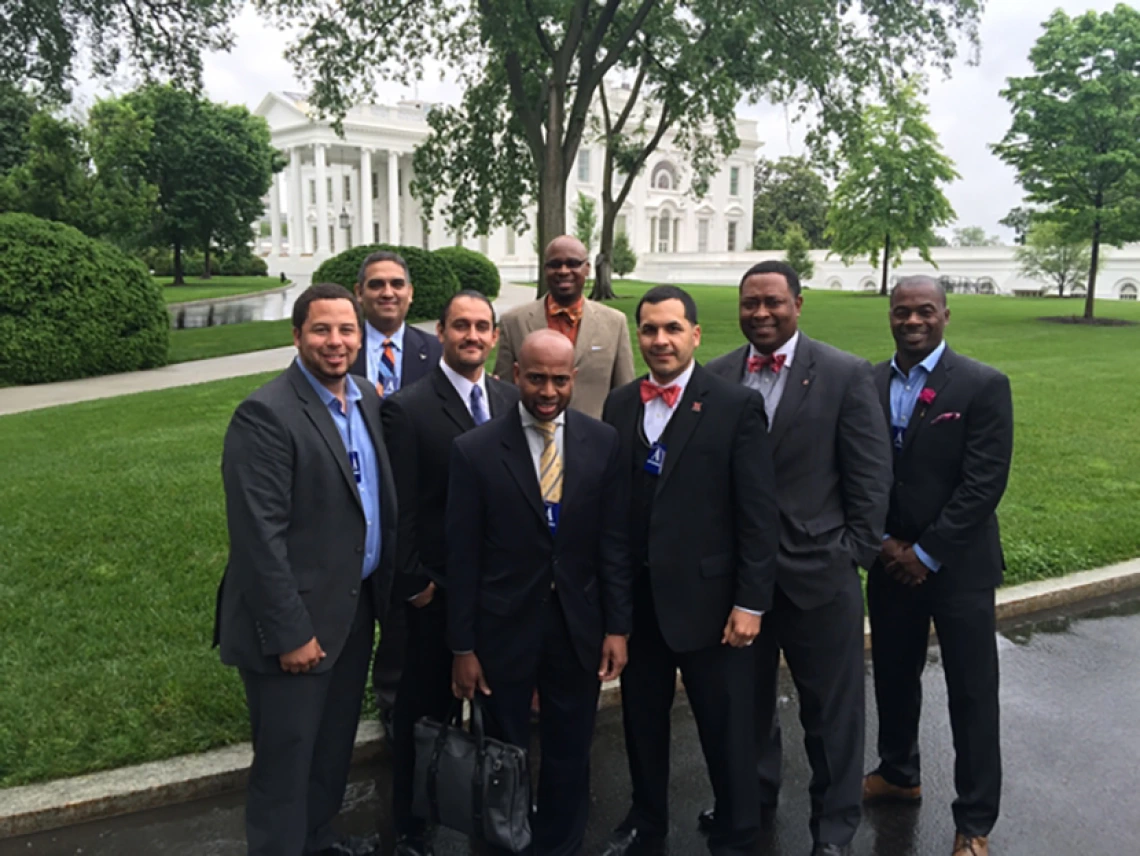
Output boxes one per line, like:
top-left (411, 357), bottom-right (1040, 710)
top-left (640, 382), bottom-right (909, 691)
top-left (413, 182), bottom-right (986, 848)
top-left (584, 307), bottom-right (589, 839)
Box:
top-left (978, 278), bottom-right (997, 295)
top-left (828, 278), bottom-right (844, 291)
top-left (1120, 283), bottom-right (1138, 301)
top-left (651, 161), bottom-right (677, 191)
top-left (658, 212), bottom-right (671, 252)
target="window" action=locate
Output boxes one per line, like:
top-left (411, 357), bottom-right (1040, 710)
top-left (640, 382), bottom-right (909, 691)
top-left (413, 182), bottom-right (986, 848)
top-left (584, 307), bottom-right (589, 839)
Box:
top-left (326, 177), bottom-right (333, 204)
top-left (506, 228), bottom-right (516, 256)
top-left (578, 149), bottom-right (591, 183)
top-left (311, 226), bottom-right (318, 252)
top-left (343, 175), bottom-right (352, 203)
top-left (651, 161), bottom-right (677, 191)
top-left (398, 168), bottom-right (403, 196)
top-left (309, 179), bottom-right (316, 205)
top-left (697, 218), bottom-right (709, 253)
top-left (658, 213), bottom-right (670, 253)
top-left (616, 215), bottom-right (627, 236)
top-left (1121, 283), bottom-right (1138, 301)
top-left (371, 172), bottom-right (379, 200)
top-left (727, 220), bottom-right (738, 252)
top-left (373, 223), bottom-right (380, 243)
top-left (328, 225), bottom-right (335, 251)
top-left (729, 166), bottom-right (740, 197)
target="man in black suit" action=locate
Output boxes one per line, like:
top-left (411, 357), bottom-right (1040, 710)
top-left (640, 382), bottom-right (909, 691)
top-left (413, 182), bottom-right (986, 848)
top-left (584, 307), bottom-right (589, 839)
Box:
top-left (215, 283), bottom-right (397, 856)
top-left (381, 289), bottom-right (519, 856)
top-left (704, 261), bottom-right (893, 856)
top-left (599, 286), bottom-right (780, 856)
top-left (447, 329), bottom-right (633, 856)
top-left (864, 276), bottom-right (1013, 856)
top-left (351, 250), bottom-right (444, 734)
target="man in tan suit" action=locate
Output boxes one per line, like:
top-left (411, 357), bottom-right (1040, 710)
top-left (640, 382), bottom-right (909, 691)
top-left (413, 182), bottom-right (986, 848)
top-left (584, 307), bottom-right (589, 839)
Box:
top-left (494, 235), bottom-right (635, 418)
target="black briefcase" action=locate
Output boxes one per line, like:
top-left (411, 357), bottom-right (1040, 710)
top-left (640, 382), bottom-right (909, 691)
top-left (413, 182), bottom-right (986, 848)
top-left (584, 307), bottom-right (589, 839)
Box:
top-left (412, 697), bottom-right (532, 853)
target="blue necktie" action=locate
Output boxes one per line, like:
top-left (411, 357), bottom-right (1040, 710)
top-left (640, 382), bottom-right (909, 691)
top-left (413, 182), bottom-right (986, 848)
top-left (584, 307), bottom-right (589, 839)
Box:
top-left (470, 385), bottom-right (489, 426)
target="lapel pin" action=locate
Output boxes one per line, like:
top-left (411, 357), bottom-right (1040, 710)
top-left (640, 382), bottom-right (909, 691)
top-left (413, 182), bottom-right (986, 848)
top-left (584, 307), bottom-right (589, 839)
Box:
top-left (691, 401), bottom-right (703, 413)
top-left (802, 378), bottom-right (811, 386)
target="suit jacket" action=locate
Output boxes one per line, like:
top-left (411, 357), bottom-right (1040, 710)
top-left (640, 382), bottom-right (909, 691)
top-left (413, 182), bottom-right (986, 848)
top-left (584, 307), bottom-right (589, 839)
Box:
top-left (351, 323), bottom-right (442, 390)
top-left (445, 407), bottom-right (633, 682)
top-left (381, 365), bottom-right (520, 602)
top-left (602, 365), bottom-right (780, 653)
top-left (706, 336), bottom-right (893, 609)
top-left (214, 362), bottom-right (398, 674)
top-left (873, 347), bottom-right (1014, 591)
top-left (493, 297), bottom-right (635, 419)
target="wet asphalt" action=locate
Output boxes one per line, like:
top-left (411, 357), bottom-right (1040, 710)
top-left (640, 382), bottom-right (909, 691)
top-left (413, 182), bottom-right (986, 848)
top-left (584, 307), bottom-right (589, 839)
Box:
top-left (5, 595), bottom-right (1139, 856)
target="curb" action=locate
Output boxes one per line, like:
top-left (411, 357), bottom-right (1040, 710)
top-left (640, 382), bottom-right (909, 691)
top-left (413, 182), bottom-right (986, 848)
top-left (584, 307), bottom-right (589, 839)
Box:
top-left (3, 559), bottom-right (1139, 839)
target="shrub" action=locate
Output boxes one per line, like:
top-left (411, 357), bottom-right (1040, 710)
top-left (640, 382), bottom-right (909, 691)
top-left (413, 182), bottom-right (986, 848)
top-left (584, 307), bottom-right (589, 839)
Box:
top-left (0, 213), bottom-right (169, 384)
top-left (612, 230), bottom-right (638, 278)
top-left (135, 247), bottom-right (268, 277)
top-left (432, 246), bottom-right (501, 299)
top-left (313, 244), bottom-right (460, 324)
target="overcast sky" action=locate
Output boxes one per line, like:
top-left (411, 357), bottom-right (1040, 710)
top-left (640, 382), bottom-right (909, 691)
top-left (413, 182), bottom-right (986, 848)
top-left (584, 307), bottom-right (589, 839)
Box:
top-left (97, 0), bottom-right (1121, 244)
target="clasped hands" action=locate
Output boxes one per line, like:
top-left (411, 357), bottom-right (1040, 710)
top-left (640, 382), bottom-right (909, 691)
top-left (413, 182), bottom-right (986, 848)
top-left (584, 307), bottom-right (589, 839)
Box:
top-left (450, 634), bottom-right (630, 700)
top-left (881, 537), bottom-right (930, 587)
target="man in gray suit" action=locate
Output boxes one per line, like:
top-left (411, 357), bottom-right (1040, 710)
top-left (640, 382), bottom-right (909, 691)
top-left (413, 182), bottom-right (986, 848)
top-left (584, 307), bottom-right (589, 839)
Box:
top-left (214, 282), bottom-right (397, 856)
top-left (704, 261), bottom-right (892, 856)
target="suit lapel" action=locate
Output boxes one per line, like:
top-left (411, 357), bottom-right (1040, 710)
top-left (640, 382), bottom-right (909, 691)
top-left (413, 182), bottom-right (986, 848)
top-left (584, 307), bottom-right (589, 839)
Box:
top-left (487, 378), bottom-right (514, 419)
top-left (900, 349), bottom-right (954, 458)
top-left (768, 336), bottom-right (815, 450)
top-left (875, 362), bottom-right (891, 426)
top-left (432, 367), bottom-right (475, 431)
top-left (657, 364), bottom-right (708, 490)
top-left (401, 327), bottom-right (431, 385)
top-left (573, 301), bottom-right (600, 367)
top-left (501, 411), bottom-right (547, 527)
top-left (290, 365), bottom-right (363, 511)
top-left (559, 411), bottom-right (587, 516)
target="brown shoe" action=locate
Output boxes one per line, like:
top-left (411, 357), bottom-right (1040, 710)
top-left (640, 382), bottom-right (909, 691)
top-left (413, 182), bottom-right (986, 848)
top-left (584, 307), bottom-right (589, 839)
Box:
top-left (952, 833), bottom-right (988, 856)
top-left (862, 772), bottom-right (922, 804)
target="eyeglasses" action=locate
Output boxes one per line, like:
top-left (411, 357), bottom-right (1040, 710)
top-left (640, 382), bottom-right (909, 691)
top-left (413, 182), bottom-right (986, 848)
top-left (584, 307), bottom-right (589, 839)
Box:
top-left (544, 258), bottom-right (587, 271)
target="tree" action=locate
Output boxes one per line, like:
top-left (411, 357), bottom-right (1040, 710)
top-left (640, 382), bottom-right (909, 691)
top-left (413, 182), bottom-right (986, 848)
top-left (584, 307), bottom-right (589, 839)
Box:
top-left (1000, 206), bottom-right (1035, 246)
top-left (611, 229), bottom-right (637, 278)
top-left (1015, 221), bottom-right (1091, 298)
top-left (573, 192), bottom-right (597, 254)
top-left (259, 0), bottom-right (983, 296)
top-left (953, 225), bottom-right (1000, 246)
top-left (992, 5), bottom-right (1140, 320)
top-left (826, 82), bottom-right (959, 296)
top-left (783, 224), bottom-right (814, 282)
top-left (0, 84), bottom-right (36, 176)
top-left (0, 0), bottom-right (239, 102)
top-left (752, 156), bottom-right (830, 250)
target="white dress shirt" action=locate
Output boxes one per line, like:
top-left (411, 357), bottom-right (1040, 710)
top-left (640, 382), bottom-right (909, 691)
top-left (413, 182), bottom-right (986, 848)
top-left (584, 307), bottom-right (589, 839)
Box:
top-left (743, 331), bottom-right (800, 430)
top-left (439, 359), bottom-right (489, 419)
top-left (518, 402), bottom-right (565, 484)
top-left (642, 360), bottom-right (696, 443)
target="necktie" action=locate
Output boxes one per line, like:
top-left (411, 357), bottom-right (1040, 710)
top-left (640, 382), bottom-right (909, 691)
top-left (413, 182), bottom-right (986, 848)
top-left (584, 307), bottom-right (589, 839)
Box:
top-left (640, 380), bottom-right (681, 408)
top-left (381, 339), bottom-right (396, 375)
top-left (747, 352), bottom-right (787, 374)
top-left (534, 420), bottom-right (562, 504)
top-left (470, 385), bottom-right (489, 426)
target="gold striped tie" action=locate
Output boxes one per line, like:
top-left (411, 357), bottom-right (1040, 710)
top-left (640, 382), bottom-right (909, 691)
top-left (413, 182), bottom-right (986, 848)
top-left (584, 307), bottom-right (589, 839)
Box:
top-left (535, 420), bottom-right (562, 504)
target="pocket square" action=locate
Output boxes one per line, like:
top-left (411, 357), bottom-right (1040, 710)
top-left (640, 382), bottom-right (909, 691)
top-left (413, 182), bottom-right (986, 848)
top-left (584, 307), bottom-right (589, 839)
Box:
top-left (591, 345), bottom-right (603, 351)
top-left (931, 411), bottom-right (962, 425)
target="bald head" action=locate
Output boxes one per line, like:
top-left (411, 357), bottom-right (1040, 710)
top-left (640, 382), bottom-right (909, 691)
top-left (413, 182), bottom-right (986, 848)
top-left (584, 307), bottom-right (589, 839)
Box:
top-left (515, 330), bottom-right (577, 422)
top-left (544, 234), bottom-right (590, 306)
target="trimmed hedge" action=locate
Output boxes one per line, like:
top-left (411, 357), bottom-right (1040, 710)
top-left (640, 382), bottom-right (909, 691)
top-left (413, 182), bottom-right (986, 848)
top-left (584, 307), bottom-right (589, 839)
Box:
top-left (432, 246), bottom-right (501, 299)
top-left (0, 214), bottom-right (169, 385)
top-left (137, 247), bottom-right (269, 278)
top-left (313, 244), bottom-right (460, 324)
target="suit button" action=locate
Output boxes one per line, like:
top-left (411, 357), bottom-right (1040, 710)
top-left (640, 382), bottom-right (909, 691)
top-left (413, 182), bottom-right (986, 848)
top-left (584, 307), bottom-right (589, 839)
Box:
top-left (350, 588), bottom-right (359, 597)
top-left (356, 546), bottom-right (364, 554)
top-left (896, 481), bottom-right (904, 488)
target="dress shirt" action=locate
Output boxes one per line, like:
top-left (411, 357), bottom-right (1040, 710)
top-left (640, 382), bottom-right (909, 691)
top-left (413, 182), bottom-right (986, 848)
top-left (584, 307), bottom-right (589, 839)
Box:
top-left (295, 359), bottom-right (381, 579)
top-left (641, 360), bottom-right (696, 444)
top-left (439, 359), bottom-right (489, 420)
top-left (545, 294), bottom-right (584, 347)
top-left (885, 339), bottom-right (948, 572)
top-left (742, 331), bottom-right (800, 429)
top-left (519, 402), bottom-right (565, 484)
top-left (366, 320), bottom-right (406, 388)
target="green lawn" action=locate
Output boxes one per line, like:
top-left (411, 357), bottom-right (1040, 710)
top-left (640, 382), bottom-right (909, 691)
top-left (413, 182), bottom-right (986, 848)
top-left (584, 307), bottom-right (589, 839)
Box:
top-left (159, 276), bottom-right (287, 304)
top-left (169, 319), bottom-right (294, 364)
top-left (1, 286), bottom-right (1139, 787)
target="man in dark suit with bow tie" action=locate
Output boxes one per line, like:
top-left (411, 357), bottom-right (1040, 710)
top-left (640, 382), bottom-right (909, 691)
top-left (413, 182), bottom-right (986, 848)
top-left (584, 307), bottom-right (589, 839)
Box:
top-left (380, 290), bottom-right (519, 856)
top-left (865, 276), bottom-right (1013, 856)
top-left (446, 329), bottom-right (633, 856)
top-left (704, 261), bottom-right (893, 856)
top-left (598, 286), bottom-right (780, 856)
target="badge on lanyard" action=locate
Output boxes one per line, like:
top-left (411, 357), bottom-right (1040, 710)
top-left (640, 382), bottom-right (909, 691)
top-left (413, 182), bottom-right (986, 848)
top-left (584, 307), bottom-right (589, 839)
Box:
top-left (644, 442), bottom-right (666, 476)
top-left (891, 424), bottom-right (906, 450)
top-left (382, 374), bottom-right (400, 397)
top-left (544, 501), bottom-right (560, 535)
top-left (349, 450), bottom-right (362, 483)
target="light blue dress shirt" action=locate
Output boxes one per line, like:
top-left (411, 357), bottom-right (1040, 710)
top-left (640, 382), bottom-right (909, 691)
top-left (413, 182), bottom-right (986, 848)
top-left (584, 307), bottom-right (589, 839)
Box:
top-left (887, 339), bottom-right (947, 572)
top-left (296, 359), bottom-right (382, 579)
top-left (366, 321), bottom-right (406, 391)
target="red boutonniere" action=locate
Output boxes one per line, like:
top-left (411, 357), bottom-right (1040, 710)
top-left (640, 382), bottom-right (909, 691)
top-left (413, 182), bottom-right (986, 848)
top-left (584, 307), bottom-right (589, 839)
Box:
top-left (918, 388), bottom-right (937, 406)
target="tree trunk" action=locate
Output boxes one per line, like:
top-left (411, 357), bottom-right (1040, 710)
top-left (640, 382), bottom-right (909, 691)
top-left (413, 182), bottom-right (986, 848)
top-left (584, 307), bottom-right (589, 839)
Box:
top-left (879, 233), bottom-right (891, 296)
top-left (535, 85), bottom-right (568, 299)
top-left (173, 239), bottom-right (185, 286)
top-left (203, 244), bottom-right (213, 280)
top-left (591, 196), bottom-right (618, 301)
top-left (1084, 214), bottom-right (1101, 320)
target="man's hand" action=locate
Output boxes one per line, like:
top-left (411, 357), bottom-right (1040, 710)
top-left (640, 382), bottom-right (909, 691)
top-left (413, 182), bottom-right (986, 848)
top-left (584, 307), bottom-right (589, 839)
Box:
top-left (887, 546), bottom-right (930, 587)
top-left (721, 608), bottom-right (761, 648)
top-left (410, 582), bottom-right (436, 609)
top-left (880, 536), bottom-right (909, 569)
top-left (452, 652), bottom-right (491, 699)
top-left (598, 635), bottom-right (629, 682)
top-left (279, 637), bottom-right (325, 673)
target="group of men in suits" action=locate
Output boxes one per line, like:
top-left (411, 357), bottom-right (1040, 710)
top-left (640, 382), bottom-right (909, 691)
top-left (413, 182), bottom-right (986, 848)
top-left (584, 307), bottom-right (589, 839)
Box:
top-left (215, 236), bottom-right (1013, 856)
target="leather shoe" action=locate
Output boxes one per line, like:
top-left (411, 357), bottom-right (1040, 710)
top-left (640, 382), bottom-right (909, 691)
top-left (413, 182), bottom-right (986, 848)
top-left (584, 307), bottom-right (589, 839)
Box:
top-left (597, 827), bottom-right (666, 856)
top-left (862, 772), bottom-right (922, 804)
top-left (811, 845), bottom-right (852, 856)
top-left (952, 833), bottom-right (988, 856)
top-left (696, 803), bottom-right (776, 833)
top-left (393, 833), bottom-right (432, 856)
top-left (309, 834), bottom-right (381, 856)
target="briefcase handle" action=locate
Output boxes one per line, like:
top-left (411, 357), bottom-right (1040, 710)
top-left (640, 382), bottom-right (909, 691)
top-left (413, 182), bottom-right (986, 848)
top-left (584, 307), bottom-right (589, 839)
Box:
top-left (425, 697), bottom-right (492, 829)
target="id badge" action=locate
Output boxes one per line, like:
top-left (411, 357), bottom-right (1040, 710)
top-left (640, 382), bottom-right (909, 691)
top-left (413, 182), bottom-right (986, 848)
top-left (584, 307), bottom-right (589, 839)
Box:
top-left (644, 442), bottom-right (666, 476)
top-left (349, 450), bottom-right (362, 483)
top-left (382, 375), bottom-right (400, 396)
top-left (544, 501), bottom-right (560, 535)
top-left (891, 424), bottom-right (906, 451)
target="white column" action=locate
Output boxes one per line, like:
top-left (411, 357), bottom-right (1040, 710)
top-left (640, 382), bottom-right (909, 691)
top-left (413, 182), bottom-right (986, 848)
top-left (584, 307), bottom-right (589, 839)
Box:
top-left (360, 148), bottom-right (373, 247)
top-left (315, 143), bottom-right (330, 255)
top-left (387, 151), bottom-right (400, 244)
top-left (269, 172), bottom-right (283, 255)
top-left (288, 148), bottom-right (303, 255)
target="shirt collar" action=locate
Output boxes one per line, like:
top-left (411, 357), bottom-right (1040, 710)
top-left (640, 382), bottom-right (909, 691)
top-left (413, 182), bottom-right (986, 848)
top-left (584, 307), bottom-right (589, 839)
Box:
top-left (367, 321), bottom-right (406, 352)
top-left (748, 330), bottom-right (800, 368)
top-left (646, 359), bottom-right (696, 405)
top-left (439, 358), bottom-right (487, 405)
top-left (519, 401), bottom-right (567, 429)
top-left (891, 340), bottom-right (947, 379)
top-left (295, 357), bottom-right (362, 410)
top-left (545, 293), bottom-right (585, 322)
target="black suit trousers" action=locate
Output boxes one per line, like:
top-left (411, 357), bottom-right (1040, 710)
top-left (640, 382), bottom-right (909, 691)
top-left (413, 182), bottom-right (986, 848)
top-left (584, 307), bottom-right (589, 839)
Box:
top-left (391, 592), bottom-right (455, 839)
top-left (372, 596), bottom-right (409, 711)
top-left (753, 575), bottom-right (865, 845)
top-left (867, 569), bottom-right (1001, 836)
top-left (620, 576), bottom-right (759, 856)
top-left (239, 584), bottom-right (376, 856)
top-left (479, 591), bottom-right (601, 856)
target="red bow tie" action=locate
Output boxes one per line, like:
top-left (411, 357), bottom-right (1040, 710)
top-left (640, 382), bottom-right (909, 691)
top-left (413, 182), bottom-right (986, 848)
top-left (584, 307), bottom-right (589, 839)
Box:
top-left (747, 353), bottom-right (787, 374)
top-left (640, 380), bottom-right (682, 408)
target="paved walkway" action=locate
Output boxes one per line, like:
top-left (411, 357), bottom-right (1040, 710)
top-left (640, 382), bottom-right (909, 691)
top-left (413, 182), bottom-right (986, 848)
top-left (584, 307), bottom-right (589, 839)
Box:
top-left (0, 283), bottom-right (537, 417)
